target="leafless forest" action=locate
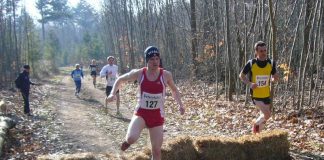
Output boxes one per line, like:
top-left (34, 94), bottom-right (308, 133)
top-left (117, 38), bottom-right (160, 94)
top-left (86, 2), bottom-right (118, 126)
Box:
top-left (1, 0), bottom-right (323, 109)
top-left (0, 0), bottom-right (323, 159)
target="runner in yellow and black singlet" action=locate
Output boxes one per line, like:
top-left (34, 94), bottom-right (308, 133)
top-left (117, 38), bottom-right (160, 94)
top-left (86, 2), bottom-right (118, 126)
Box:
top-left (239, 41), bottom-right (279, 134)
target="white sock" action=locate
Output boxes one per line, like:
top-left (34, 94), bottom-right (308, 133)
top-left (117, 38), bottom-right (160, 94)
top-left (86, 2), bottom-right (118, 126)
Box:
top-left (255, 115), bottom-right (265, 125)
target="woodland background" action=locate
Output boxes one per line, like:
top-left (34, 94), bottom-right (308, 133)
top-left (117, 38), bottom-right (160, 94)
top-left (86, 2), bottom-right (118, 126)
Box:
top-left (0, 0), bottom-right (323, 159)
top-left (0, 0), bottom-right (323, 118)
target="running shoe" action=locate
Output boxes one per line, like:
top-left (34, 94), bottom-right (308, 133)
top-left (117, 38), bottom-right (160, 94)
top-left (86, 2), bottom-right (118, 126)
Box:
top-left (252, 123), bottom-right (260, 134)
top-left (121, 141), bottom-right (130, 151)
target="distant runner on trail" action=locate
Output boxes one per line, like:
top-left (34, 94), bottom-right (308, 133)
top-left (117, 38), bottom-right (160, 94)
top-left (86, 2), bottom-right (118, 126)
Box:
top-left (106, 46), bottom-right (185, 160)
top-left (99, 56), bottom-right (120, 113)
top-left (239, 41), bottom-right (279, 134)
top-left (71, 64), bottom-right (84, 96)
top-left (89, 59), bottom-right (99, 88)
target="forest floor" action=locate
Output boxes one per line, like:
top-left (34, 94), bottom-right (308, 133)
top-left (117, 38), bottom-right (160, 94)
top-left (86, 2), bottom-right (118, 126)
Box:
top-left (1, 67), bottom-right (323, 159)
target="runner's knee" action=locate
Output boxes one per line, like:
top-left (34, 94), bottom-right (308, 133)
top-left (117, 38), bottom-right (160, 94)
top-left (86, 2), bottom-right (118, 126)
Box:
top-left (126, 135), bottom-right (138, 144)
top-left (264, 112), bottom-right (271, 120)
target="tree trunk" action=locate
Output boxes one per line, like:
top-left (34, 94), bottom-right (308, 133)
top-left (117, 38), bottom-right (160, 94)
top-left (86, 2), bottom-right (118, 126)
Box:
top-left (12, 0), bottom-right (19, 75)
top-left (286, 2), bottom-right (305, 92)
top-left (309, 0), bottom-right (322, 106)
top-left (40, 7), bottom-right (45, 55)
top-left (212, 0), bottom-right (219, 99)
top-left (268, 0), bottom-right (277, 115)
top-left (297, 0), bottom-right (315, 110)
top-left (224, 0), bottom-right (234, 101)
top-left (128, 0), bottom-right (135, 69)
top-left (190, 0), bottom-right (198, 77)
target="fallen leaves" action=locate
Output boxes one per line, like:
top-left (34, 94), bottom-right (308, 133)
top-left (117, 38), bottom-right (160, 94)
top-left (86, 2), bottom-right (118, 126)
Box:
top-left (163, 81), bottom-right (324, 156)
top-left (0, 77), bottom-right (323, 159)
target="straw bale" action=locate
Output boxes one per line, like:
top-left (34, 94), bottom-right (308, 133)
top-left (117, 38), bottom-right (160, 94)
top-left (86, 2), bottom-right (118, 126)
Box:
top-left (239, 129), bottom-right (290, 160)
top-left (194, 136), bottom-right (246, 160)
top-left (193, 130), bottom-right (289, 160)
top-left (124, 147), bottom-right (151, 160)
top-left (125, 136), bottom-right (198, 160)
top-left (161, 136), bottom-right (198, 160)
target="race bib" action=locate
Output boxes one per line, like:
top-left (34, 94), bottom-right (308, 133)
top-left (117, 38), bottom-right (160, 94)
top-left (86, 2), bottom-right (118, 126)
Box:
top-left (109, 77), bottom-right (116, 82)
top-left (141, 92), bottom-right (163, 109)
top-left (91, 67), bottom-right (96, 71)
top-left (256, 75), bottom-right (269, 87)
top-left (74, 73), bottom-right (81, 78)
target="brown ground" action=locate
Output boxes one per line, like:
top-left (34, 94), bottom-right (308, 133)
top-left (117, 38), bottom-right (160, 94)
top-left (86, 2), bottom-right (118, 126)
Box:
top-left (2, 69), bottom-right (150, 159)
top-left (50, 76), bottom-right (118, 153)
top-left (42, 73), bottom-right (149, 154)
top-left (1, 67), bottom-right (323, 159)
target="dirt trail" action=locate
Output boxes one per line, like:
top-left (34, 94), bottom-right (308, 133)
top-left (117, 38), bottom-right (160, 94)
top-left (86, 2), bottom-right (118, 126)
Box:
top-left (49, 75), bottom-right (120, 154)
top-left (46, 73), bottom-right (148, 155)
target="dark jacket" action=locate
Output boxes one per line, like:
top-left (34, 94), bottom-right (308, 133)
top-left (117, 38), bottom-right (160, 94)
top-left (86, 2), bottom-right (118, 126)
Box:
top-left (15, 70), bottom-right (34, 92)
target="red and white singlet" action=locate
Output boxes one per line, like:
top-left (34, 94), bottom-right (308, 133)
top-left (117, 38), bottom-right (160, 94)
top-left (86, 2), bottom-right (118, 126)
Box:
top-left (135, 67), bottom-right (166, 128)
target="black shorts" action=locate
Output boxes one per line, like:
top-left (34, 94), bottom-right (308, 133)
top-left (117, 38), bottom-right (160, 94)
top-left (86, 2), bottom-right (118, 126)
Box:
top-left (252, 97), bottom-right (271, 105)
top-left (91, 71), bottom-right (97, 76)
top-left (106, 86), bottom-right (119, 96)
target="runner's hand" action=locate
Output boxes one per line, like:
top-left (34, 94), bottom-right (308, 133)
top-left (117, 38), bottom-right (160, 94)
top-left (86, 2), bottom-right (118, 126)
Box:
top-left (271, 74), bottom-right (279, 82)
top-left (250, 83), bottom-right (258, 90)
top-left (271, 77), bottom-right (278, 82)
top-left (106, 94), bottom-right (116, 102)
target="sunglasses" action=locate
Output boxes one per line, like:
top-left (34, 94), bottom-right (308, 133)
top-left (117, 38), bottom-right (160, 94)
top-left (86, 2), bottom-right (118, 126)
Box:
top-left (259, 50), bottom-right (267, 52)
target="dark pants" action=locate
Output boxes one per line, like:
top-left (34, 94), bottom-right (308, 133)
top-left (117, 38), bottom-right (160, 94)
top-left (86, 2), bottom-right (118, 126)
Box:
top-left (74, 80), bottom-right (81, 93)
top-left (21, 91), bottom-right (30, 114)
top-left (105, 86), bottom-right (119, 96)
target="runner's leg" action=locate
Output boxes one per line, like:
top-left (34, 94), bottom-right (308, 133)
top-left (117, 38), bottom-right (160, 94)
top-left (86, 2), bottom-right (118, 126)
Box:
top-left (93, 75), bottom-right (96, 87)
top-left (148, 125), bottom-right (163, 160)
top-left (78, 81), bottom-right (82, 93)
top-left (74, 81), bottom-right (78, 95)
top-left (116, 92), bottom-right (120, 114)
top-left (254, 100), bottom-right (271, 132)
top-left (91, 75), bottom-right (95, 87)
top-left (105, 86), bottom-right (112, 108)
top-left (121, 115), bottom-right (146, 151)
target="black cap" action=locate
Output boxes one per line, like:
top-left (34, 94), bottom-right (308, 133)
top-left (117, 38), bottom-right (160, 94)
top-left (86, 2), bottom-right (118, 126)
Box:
top-left (144, 46), bottom-right (160, 62)
top-left (23, 65), bottom-right (30, 69)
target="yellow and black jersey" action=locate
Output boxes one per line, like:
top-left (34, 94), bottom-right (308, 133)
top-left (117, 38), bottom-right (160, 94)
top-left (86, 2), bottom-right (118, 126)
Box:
top-left (241, 58), bottom-right (277, 98)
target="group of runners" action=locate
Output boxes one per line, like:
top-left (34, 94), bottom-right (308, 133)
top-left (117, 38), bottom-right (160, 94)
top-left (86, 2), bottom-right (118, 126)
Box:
top-left (71, 56), bottom-right (121, 112)
top-left (20, 41), bottom-right (279, 160)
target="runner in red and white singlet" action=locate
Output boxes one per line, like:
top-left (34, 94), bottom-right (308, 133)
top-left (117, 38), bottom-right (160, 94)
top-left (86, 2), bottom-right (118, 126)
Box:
top-left (135, 67), bottom-right (166, 128)
top-left (106, 46), bottom-right (185, 160)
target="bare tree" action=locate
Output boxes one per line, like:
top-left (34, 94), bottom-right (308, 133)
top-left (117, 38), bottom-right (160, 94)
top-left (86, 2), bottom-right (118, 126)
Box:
top-left (224, 0), bottom-right (234, 101)
top-left (190, 0), bottom-right (198, 77)
top-left (297, 0), bottom-right (315, 110)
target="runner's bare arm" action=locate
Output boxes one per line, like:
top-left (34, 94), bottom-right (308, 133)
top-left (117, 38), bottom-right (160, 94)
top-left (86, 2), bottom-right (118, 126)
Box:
top-left (107, 69), bottom-right (141, 101)
top-left (239, 71), bottom-right (251, 85)
top-left (272, 72), bottom-right (279, 82)
top-left (99, 66), bottom-right (107, 78)
top-left (239, 71), bottom-right (257, 89)
top-left (164, 71), bottom-right (185, 115)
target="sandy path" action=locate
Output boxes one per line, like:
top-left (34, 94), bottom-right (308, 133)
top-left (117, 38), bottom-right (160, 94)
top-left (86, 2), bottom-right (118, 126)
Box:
top-left (49, 75), bottom-right (120, 154)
